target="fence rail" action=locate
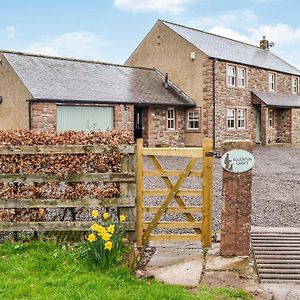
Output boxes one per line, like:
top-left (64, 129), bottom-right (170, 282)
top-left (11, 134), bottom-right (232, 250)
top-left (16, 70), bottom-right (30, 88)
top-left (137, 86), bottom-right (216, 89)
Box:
top-left (0, 144), bottom-right (136, 239)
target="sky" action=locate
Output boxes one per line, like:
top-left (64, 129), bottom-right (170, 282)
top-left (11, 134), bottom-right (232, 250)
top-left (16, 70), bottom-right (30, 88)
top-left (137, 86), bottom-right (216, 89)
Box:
top-left (1, 0), bottom-right (300, 68)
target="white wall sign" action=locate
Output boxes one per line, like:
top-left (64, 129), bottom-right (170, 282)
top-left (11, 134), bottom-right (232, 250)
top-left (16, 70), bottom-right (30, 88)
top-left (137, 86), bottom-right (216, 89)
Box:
top-left (221, 149), bottom-right (255, 173)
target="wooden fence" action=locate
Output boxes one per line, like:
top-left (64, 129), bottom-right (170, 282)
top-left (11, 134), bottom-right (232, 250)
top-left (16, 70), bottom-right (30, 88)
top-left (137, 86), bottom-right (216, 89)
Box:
top-left (0, 144), bottom-right (136, 238)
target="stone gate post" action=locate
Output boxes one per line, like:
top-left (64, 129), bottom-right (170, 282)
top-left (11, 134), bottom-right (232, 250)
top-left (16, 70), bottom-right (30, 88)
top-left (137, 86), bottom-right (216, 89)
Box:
top-left (220, 140), bottom-right (253, 256)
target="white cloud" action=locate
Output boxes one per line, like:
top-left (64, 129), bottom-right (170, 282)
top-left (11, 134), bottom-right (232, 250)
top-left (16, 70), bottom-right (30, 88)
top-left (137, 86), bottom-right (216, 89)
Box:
top-left (209, 26), bottom-right (251, 44)
top-left (183, 9), bottom-right (300, 70)
top-left (114, 0), bottom-right (193, 14)
top-left (5, 26), bottom-right (16, 39)
top-left (26, 31), bottom-right (107, 60)
top-left (187, 9), bottom-right (259, 32)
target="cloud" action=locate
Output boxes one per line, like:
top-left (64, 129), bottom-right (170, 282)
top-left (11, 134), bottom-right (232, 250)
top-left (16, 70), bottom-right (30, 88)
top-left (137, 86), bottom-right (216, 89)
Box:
top-left (182, 9), bottom-right (300, 70)
top-left (5, 26), bottom-right (16, 39)
top-left (26, 31), bottom-right (107, 60)
top-left (209, 26), bottom-right (251, 44)
top-left (187, 9), bottom-right (259, 32)
top-left (114, 0), bottom-right (193, 14)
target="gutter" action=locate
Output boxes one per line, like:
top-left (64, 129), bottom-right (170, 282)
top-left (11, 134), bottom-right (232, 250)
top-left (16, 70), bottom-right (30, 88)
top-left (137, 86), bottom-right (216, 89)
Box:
top-left (26, 98), bottom-right (195, 108)
top-left (28, 100), bottom-right (32, 129)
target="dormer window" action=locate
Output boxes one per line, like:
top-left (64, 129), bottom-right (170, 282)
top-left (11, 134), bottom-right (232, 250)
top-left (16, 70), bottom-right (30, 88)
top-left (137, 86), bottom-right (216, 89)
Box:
top-left (269, 73), bottom-right (276, 91)
top-left (292, 77), bottom-right (298, 94)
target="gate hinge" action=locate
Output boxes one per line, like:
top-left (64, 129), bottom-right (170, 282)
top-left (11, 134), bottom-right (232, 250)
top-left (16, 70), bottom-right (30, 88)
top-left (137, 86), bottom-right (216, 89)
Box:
top-left (205, 151), bottom-right (221, 158)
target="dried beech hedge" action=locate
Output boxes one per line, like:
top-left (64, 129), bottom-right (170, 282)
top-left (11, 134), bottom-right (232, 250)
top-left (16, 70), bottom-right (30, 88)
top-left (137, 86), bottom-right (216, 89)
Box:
top-left (0, 130), bottom-right (133, 222)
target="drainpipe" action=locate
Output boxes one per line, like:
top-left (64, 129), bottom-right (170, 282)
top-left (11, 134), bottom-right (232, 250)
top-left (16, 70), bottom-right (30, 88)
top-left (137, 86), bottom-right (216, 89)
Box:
top-left (212, 58), bottom-right (217, 149)
top-left (28, 100), bottom-right (32, 129)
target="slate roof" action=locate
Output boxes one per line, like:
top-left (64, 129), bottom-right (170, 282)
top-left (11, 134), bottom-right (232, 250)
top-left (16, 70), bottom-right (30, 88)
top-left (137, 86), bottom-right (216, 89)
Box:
top-left (161, 20), bottom-right (300, 76)
top-left (251, 90), bottom-right (300, 108)
top-left (2, 51), bottom-right (195, 107)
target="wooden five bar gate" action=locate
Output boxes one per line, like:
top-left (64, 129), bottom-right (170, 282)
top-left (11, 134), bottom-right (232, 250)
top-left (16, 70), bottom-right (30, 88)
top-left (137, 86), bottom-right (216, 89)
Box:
top-left (136, 138), bottom-right (213, 248)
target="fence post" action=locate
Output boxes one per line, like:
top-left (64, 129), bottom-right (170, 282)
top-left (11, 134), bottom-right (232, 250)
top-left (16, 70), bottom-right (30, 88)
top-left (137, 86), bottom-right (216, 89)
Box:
top-left (220, 140), bottom-right (253, 256)
top-left (136, 138), bottom-right (144, 247)
top-left (119, 147), bottom-right (136, 241)
top-left (202, 138), bottom-right (213, 248)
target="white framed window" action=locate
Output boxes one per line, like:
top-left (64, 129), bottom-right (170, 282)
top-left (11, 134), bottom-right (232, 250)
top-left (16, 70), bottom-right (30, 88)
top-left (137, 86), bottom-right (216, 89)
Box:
top-left (269, 73), bottom-right (276, 91)
top-left (227, 108), bottom-right (247, 130)
top-left (237, 67), bottom-right (246, 87)
top-left (167, 108), bottom-right (175, 130)
top-left (237, 109), bottom-right (246, 129)
top-left (187, 110), bottom-right (199, 129)
top-left (227, 65), bottom-right (236, 86)
top-left (269, 108), bottom-right (275, 128)
top-left (227, 109), bottom-right (235, 129)
top-left (292, 77), bottom-right (298, 94)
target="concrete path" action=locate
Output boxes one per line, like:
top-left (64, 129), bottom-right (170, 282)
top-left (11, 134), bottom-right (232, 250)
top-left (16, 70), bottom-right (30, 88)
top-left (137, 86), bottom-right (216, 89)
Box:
top-left (143, 240), bottom-right (300, 299)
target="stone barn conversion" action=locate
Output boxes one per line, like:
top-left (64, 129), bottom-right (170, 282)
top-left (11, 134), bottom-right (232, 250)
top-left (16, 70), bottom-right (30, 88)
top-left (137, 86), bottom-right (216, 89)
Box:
top-left (126, 20), bottom-right (300, 147)
top-left (0, 51), bottom-right (195, 147)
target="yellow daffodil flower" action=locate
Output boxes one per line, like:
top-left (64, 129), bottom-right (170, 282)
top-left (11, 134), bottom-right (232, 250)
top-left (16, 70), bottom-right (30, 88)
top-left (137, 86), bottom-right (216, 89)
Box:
top-left (101, 232), bottom-right (112, 241)
top-left (87, 233), bottom-right (96, 243)
top-left (97, 225), bottom-right (106, 235)
top-left (90, 223), bottom-right (99, 231)
top-left (107, 224), bottom-right (115, 234)
top-left (104, 241), bottom-right (113, 251)
top-left (91, 210), bottom-right (99, 219)
top-left (119, 215), bottom-right (126, 222)
top-left (103, 212), bottom-right (109, 220)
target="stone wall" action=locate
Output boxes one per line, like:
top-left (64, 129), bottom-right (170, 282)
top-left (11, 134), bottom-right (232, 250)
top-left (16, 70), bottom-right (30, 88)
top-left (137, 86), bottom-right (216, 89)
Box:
top-left (292, 109), bottom-right (300, 143)
top-left (31, 102), bottom-right (56, 131)
top-left (146, 106), bottom-right (185, 147)
top-left (210, 60), bottom-right (300, 147)
top-left (31, 103), bottom-right (134, 134)
top-left (114, 104), bottom-right (134, 132)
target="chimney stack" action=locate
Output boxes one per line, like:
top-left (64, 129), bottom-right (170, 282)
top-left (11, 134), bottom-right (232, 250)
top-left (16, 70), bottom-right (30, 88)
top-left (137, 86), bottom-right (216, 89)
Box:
top-left (260, 36), bottom-right (269, 50)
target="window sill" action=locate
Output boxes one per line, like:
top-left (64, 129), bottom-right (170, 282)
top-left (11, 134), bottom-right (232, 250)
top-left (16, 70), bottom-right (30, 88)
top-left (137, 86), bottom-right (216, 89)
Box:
top-left (185, 129), bottom-right (201, 133)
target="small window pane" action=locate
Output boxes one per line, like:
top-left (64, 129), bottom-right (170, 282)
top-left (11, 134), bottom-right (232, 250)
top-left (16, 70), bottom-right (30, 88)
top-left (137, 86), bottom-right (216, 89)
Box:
top-left (227, 109), bottom-right (235, 129)
top-left (269, 73), bottom-right (275, 91)
top-left (227, 66), bottom-right (236, 86)
top-left (237, 68), bottom-right (246, 87)
top-left (237, 109), bottom-right (246, 129)
top-left (188, 111), bottom-right (199, 129)
top-left (167, 108), bottom-right (175, 129)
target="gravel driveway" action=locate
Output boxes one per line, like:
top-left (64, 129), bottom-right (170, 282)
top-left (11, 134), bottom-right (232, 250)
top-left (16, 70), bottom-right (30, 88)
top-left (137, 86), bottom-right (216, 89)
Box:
top-left (144, 144), bottom-right (300, 231)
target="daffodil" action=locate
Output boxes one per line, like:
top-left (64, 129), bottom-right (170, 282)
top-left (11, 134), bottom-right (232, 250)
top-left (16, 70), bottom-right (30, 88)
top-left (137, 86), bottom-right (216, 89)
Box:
top-left (90, 223), bottom-right (99, 231)
top-left (119, 215), bottom-right (126, 222)
top-left (87, 233), bottom-right (96, 243)
top-left (97, 225), bottom-right (106, 235)
top-left (104, 241), bottom-right (113, 251)
top-left (101, 232), bottom-right (112, 241)
top-left (91, 210), bottom-right (99, 219)
top-left (103, 212), bottom-right (109, 220)
top-left (107, 224), bottom-right (115, 234)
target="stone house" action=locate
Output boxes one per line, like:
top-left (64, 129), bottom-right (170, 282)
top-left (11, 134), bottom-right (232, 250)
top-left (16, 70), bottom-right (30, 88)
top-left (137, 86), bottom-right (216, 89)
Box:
top-left (0, 51), bottom-right (195, 146)
top-left (126, 20), bottom-right (300, 147)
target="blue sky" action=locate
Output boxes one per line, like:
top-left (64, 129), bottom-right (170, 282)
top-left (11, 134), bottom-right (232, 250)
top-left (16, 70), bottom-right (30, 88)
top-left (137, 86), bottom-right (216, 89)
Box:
top-left (1, 0), bottom-right (300, 68)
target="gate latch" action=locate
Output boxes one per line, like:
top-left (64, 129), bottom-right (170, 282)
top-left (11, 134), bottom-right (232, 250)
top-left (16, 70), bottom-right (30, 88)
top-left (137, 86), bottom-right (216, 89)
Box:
top-left (205, 151), bottom-right (221, 158)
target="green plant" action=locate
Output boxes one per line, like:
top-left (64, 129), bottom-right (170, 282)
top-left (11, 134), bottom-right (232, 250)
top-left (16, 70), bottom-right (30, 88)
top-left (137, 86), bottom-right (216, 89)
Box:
top-left (84, 210), bottom-right (128, 268)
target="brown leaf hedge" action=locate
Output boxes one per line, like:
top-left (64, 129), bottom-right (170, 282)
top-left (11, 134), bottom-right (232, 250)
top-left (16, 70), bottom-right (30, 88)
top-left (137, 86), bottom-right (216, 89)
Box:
top-left (0, 130), bottom-right (133, 222)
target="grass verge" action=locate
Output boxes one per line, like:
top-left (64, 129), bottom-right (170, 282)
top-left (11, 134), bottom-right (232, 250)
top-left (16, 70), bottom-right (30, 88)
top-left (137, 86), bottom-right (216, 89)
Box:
top-left (0, 241), bottom-right (252, 300)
